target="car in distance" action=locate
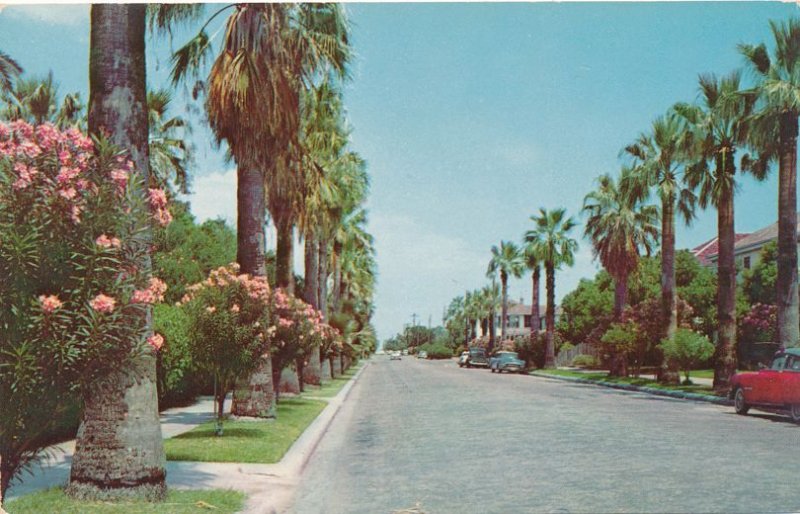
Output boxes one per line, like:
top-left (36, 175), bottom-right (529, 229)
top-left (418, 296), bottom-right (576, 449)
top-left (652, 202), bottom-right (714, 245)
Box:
top-left (418, 350), bottom-right (428, 359)
top-left (729, 348), bottom-right (800, 422)
top-left (465, 347), bottom-right (489, 368)
top-left (458, 351), bottom-right (470, 367)
top-left (389, 351), bottom-right (402, 361)
top-left (490, 351), bottom-right (526, 374)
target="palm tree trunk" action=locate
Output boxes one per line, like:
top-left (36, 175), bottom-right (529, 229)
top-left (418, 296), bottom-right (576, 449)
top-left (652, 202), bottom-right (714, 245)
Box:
top-left (531, 266), bottom-right (540, 341)
top-left (488, 308), bottom-right (496, 350)
top-left (276, 221), bottom-right (294, 294)
top-left (501, 272), bottom-right (509, 339)
top-left (777, 112), bottom-right (800, 348)
top-left (331, 241), bottom-right (343, 314)
top-left (613, 272), bottom-right (628, 322)
top-left (659, 195), bottom-right (679, 384)
top-left (303, 235), bottom-right (321, 386)
top-left (714, 174), bottom-right (737, 390)
top-left (68, 5), bottom-right (166, 501)
top-left (318, 239), bottom-right (329, 318)
top-left (544, 262), bottom-right (556, 369)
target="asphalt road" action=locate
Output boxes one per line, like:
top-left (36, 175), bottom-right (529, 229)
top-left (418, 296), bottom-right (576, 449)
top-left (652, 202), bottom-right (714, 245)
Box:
top-left (290, 357), bottom-right (800, 514)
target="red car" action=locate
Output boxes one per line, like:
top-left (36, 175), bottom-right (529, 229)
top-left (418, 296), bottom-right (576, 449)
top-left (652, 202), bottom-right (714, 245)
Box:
top-left (729, 348), bottom-right (800, 422)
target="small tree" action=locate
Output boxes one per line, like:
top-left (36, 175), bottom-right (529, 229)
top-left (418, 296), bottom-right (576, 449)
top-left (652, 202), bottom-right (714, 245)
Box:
top-left (599, 322), bottom-right (640, 377)
top-left (659, 328), bottom-right (714, 385)
top-left (180, 264), bottom-right (271, 435)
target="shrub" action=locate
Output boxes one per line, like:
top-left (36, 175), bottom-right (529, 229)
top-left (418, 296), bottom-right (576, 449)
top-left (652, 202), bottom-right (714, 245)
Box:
top-left (571, 354), bottom-right (600, 368)
top-left (0, 121), bottom-right (170, 498)
top-left (154, 303), bottom-right (210, 408)
top-left (659, 328), bottom-right (714, 384)
top-left (416, 342), bottom-right (453, 359)
top-left (599, 322), bottom-right (640, 377)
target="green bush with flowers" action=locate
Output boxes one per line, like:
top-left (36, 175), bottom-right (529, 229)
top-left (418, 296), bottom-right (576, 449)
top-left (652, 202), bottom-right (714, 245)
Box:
top-left (0, 121), bottom-right (170, 499)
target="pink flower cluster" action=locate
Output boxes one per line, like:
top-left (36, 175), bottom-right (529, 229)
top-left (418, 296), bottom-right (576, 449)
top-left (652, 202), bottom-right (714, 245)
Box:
top-left (131, 277), bottom-right (168, 305)
top-left (148, 188), bottom-right (172, 227)
top-left (741, 303), bottom-right (777, 334)
top-left (39, 294), bottom-right (63, 314)
top-left (89, 293), bottom-right (116, 314)
top-left (95, 234), bottom-right (122, 249)
top-left (147, 333), bottom-right (165, 351)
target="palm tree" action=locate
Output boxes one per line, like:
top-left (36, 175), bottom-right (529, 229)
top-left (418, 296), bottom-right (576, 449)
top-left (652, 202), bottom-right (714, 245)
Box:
top-left (676, 71), bottom-right (767, 390)
top-left (623, 112), bottom-right (695, 383)
top-left (147, 88), bottom-right (193, 195)
top-left (486, 241), bottom-right (525, 342)
top-left (1, 72), bottom-right (84, 128)
top-left (481, 282), bottom-right (502, 350)
top-left (740, 18), bottom-right (800, 348)
top-left (522, 243), bottom-right (542, 341)
top-left (172, 3), bottom-right (350, 415)
top-left (525, 208), bottom-right (578, 369)
top-left (0, 50), bottom-right (22, 93)
top-left (583, 170), bottom-right (659, 320)
top-left (66, 5), bottom-right (166, 501)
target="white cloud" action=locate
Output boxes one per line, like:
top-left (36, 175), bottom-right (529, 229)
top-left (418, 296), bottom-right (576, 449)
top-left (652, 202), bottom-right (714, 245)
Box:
top-left (183, 169), bottom-right (237, 226)
top-left (4, 4), bottom-right (88, 27)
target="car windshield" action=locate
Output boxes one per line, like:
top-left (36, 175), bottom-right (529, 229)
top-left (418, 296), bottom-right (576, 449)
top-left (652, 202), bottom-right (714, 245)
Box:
top-left (499, 353), bottom-right (519, 360)
top-left (470, 350), bottom-right (485, 357)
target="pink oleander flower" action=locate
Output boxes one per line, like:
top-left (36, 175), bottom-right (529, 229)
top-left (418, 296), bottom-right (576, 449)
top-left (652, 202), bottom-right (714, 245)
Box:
top-left (230, 304), bottom-right (240, 313)
top-left (206, 306), bottom-right (216, 313)
top-left (10, 120), bottom-right (33, 139)
top-left (70, 204), bottom-right (82, 224)
top-left (58, 187), bottom-right (77, 200)
top-left (154, 208), bottom-right (172, 227)
top-left (148, 277), bottom-right (167, 299)
top-left (110, 169), bottom-right (128, 193)
top-left (278, 317), bottom-right (294, 328)
top-left (131, 289), bottom-right (156, 304)
top-left (147, 333), bottom-right (164, 351)
top-left (95, 234), bottom-right (121, 249)
top-left (35, 123), bottom-right (60, 150)
top-left (148, 188), bottom-right (168, 209)
top-left (39, 294), bottom-right (63, 313)
top-left (90, 293), bottom-right (116, 313)
top-left (56, 166), bottom-right (80, 184)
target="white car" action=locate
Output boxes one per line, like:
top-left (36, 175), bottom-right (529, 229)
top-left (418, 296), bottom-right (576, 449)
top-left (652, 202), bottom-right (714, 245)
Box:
top-left (458, 351), bottom-right (469, 367)
top-left (390, 351), bottom-right (402, 360)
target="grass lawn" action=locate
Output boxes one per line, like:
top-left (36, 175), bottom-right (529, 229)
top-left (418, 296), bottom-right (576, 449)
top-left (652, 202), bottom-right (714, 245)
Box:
top-left (164, 398), bottom-right (326, 463)
top-left (535, 369), bottom-right (721, 396)
top-left (5, 488), bottom-right (245, 514)
top-left (307, 364), bottom-right (362, 398)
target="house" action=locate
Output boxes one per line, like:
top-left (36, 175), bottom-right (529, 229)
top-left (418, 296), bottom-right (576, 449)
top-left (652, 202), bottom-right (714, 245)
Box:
top-left (706, 213), bottom-right (800, 272)
top-left (482, 300), bottom-right (562, 338)
top-left (691, 234), bottom-right (750, 267)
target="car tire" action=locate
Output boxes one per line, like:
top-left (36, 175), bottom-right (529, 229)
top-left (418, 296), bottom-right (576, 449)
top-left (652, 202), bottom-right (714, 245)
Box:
top-left (790, 404), bottom-right (800, 424)
top-left (734, 388), bottom-right (750, 415)
top-left (491, 368), bottom-right (495, 373)
top-left (467, 363), bottom-right (471, 369)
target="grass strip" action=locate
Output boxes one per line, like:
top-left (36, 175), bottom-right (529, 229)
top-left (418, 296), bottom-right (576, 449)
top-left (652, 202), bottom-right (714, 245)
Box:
top-left (534, 369), bottom-right (721, 396)
top-left (307, 364), bottom-right (362, 398)
top-left (164, 398), bottom-right (326, 463)
top-left (5, 488), bottom-right (245, 514)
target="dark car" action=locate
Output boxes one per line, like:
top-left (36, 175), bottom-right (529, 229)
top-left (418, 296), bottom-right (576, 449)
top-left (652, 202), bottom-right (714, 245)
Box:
top-left (490, 351), bottom-right (526, 374)
top-left (729, 348), bottom-right (800, 422)
top-left (465, 347), bottom-right (489, 368)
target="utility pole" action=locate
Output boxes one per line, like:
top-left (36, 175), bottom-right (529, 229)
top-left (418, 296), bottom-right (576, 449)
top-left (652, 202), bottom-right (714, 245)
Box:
top-left (411, 313), bottom-right (419, 347)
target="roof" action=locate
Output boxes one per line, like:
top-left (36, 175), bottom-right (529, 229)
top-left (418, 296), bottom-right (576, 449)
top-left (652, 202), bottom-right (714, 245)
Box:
top-left (692, 235), bottom-right (749, 265)
top-left (707, 213), bottom-right (800, 261)
top-left (506, 303), bottom-right (562, 316)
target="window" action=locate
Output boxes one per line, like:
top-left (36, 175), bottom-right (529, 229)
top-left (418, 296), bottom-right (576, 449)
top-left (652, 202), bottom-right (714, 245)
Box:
top-left (744, 256), bottom-right (751, 270)
top-left (771, 355), bottom-right (787, 371)
top-left (787, 356), bottom-right (800, 372)
top-left (524, 315), bottom-right (531, 328)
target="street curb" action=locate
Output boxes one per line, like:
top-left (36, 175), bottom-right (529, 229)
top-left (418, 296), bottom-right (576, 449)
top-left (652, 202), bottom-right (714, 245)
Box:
top-left (530, 371), bottom-right (733, 406)
top-left (279, 361), bottom-right (369, 476)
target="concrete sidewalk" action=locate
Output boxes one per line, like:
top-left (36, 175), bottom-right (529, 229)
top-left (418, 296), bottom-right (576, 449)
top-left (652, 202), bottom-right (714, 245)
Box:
top-left (6, 362), bottom-right (369, 514)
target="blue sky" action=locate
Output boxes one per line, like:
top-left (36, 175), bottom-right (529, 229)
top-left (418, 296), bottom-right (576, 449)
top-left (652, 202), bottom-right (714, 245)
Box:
top-left (1, 3), bottom-right (798, 341)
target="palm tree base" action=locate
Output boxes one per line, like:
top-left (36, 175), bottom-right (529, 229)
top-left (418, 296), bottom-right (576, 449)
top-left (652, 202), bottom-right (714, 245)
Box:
top-left (66, 480), bottom-right (166, 502)
top-left (231, 357), bottom-right (276, 418)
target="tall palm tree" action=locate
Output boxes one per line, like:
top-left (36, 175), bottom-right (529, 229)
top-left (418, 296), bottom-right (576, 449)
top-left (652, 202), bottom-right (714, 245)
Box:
top-left (583, 169), bottom-right (659, 320)
top-left (522, 243), bottom-right (541, 340)
top-left (67, 4), bottom-right (166, 501)
top-left (0, 50), bottom-right (22, 93)
top-left (624, 112), bottom-right (695, 383)
top-left (481, 282), bottom-right (502, 350)
top-left (676, 71), bottom-right (767, 389)
top-left (486, 241), bottom-right (525, 341)
top-left (1, 72), bottom-right (84, 128)
top-left (525, 208), bottom-right (578, 369)
top-left (740, 18), bottom-right (800, 348)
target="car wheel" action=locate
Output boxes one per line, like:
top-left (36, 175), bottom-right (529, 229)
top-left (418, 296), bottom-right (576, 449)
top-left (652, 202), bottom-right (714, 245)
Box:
top-left (734, 388), bottom-right (750, 415)
top-left (491, 368), bottom-right (495, 373)
top-left (467, 363), bottom-right (471, 368)
top-left (790, 404), bottom-right (800, 424)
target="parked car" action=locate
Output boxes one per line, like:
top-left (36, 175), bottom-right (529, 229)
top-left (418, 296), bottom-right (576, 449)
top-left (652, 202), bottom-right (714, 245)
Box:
top-left (730, 348), bottom-right (800, 422)
top-left (464, 347), bottom-right (489, 368)
top-left (402, 349), bottom-right (408, 356)
top-left (458, 351), bottom-right (470, 367)
top-left (390, 351), bottom-right (402, 361)
top-left (490, 351), bottom-right (526, 374)
top-left (418, 350), bottom-right (428, 359)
